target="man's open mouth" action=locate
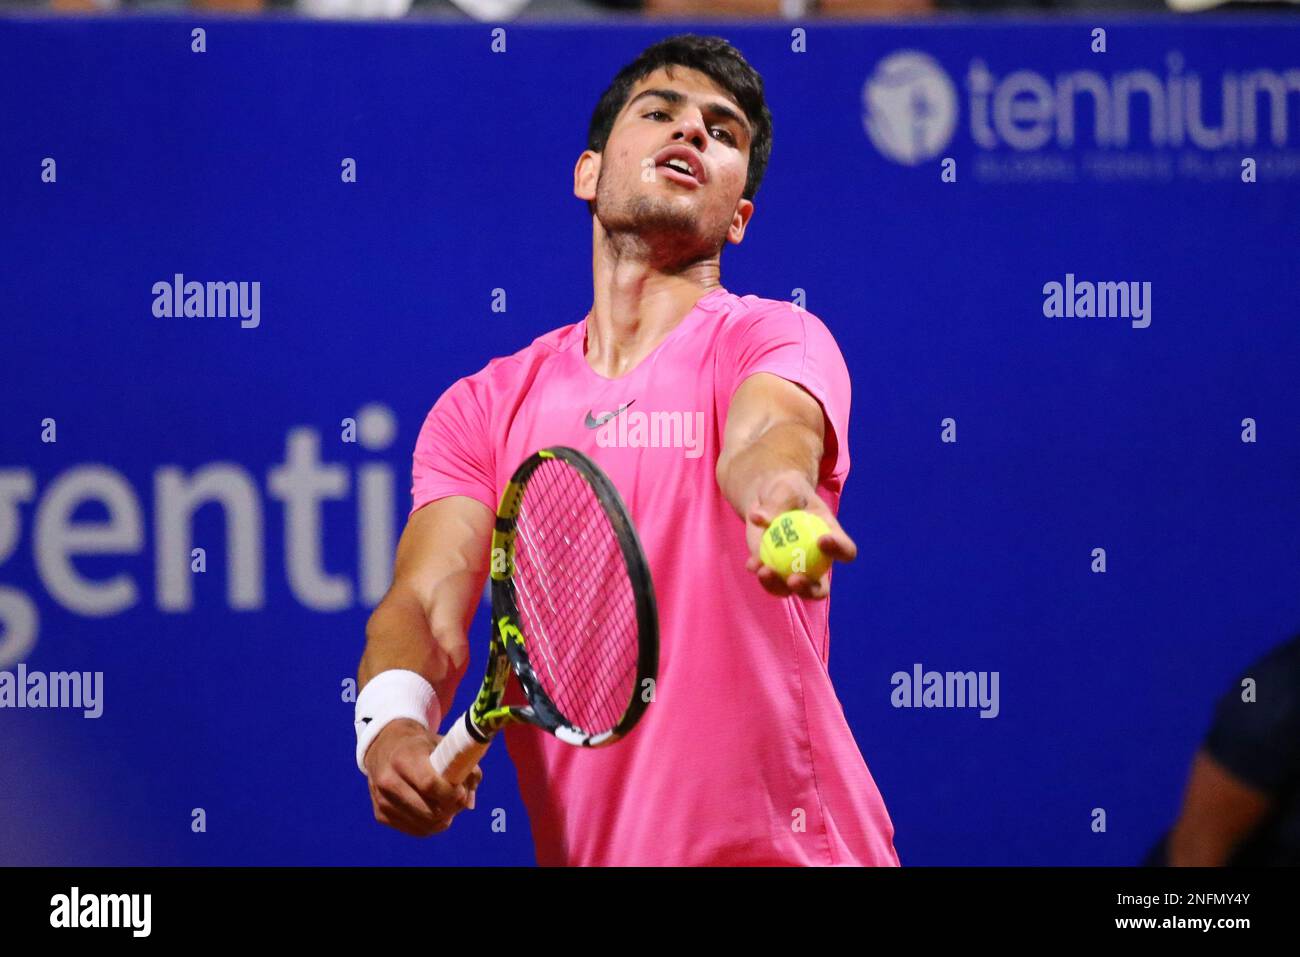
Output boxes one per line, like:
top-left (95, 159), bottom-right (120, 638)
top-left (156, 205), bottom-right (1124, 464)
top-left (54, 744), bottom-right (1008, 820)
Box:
top-left (653, 147), bottom-right (706, 186)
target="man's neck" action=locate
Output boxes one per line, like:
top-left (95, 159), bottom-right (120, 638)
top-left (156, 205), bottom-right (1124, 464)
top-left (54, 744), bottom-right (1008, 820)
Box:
top-left (585, 267), bottom-right (723, 379)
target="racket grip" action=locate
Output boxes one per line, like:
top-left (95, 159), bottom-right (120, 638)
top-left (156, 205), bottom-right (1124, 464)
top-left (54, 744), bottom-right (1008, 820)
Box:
top-left (430, 712), bottom-right (490, 785)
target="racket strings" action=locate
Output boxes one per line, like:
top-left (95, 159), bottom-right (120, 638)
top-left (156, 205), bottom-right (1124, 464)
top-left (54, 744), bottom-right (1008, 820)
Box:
top-left (515, 468), bottom-right (636, 729)
top-left (511, 459), bottom-right (639, 734)
top-left (515, 497), bottom-right (626, 728)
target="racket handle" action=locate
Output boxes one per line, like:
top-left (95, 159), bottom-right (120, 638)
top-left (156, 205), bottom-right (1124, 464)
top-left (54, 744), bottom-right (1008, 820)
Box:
top-left (430, 711), bottom-right (490, 785)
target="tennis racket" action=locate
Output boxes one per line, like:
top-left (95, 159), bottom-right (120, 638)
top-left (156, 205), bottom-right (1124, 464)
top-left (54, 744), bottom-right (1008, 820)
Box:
top-left (430, 446), bottom-right (659, 786)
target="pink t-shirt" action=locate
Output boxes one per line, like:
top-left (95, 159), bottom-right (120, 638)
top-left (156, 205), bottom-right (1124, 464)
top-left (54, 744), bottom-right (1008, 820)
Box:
top-left (411, 287), bottom-right (899, 866)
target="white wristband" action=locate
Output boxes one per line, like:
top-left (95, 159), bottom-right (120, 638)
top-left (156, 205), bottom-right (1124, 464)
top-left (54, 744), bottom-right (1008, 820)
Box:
top-left (354, 669), bottom-right (442, 776)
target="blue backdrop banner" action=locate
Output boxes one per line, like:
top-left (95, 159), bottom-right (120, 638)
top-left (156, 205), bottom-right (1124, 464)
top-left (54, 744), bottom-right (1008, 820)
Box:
top-left (1, 16), bottom-right (1298, 865)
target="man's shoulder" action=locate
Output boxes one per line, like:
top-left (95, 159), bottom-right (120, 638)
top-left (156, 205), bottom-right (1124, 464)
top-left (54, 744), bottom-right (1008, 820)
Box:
top-left (712, 291), bottom-right (834, 336)
top-left (456, 321), bottom-right (581, 387)
top-left (497, 319), bottom-right (580, 368)
top-left (423, 321), bottom-right (579, 423)
top-left (726, 291), bottom-right (800, 313)
top-left (706, 292), bottom-right (842, 363)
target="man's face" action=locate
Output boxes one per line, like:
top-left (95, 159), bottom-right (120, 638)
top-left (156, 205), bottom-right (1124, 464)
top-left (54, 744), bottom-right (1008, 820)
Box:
top-left (578, 66), bottom-right (755, 258)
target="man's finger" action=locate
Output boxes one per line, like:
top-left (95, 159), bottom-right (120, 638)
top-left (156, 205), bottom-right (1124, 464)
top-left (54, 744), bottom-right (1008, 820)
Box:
top-left (787, 573), bottom-right (829, 600)
top-left (378, 803), bottom-right (441, 838)
top-left (803, 575), bottom-right (831, 600)
top-left (464, 767), bottom-right (482, 810)
top-left (376, 771), bottom-right (446, 822)
top-left (755, 564), bottom-right (792, 597)
top-left (818, 532), bottom-right (857, 563)
top-left (402, 753), bottom-right (469, 810)
top-left (372, 783), bottom-right (446, 836)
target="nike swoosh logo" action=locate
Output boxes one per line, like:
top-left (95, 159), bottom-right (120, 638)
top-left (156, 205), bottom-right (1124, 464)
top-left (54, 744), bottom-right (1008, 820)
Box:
top-left (585, 400), bottom-right (635, 429)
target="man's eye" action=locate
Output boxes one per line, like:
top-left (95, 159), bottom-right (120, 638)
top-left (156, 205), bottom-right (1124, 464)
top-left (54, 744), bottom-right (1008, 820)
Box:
top-left (644, 110), bottom-right (670, 120)
top-left (711, 128), bottom-right (735, 144)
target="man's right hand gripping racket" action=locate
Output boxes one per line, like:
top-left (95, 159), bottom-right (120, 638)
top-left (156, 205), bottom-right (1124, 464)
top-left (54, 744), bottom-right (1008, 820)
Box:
top-left (430, 447), bottom-right (659, 786)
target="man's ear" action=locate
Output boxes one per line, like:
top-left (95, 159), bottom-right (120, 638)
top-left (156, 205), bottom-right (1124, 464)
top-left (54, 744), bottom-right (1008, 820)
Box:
top-left (728, 198), bottom-right (755, 245)
top-left (574, 150), bottom-right (600, 204)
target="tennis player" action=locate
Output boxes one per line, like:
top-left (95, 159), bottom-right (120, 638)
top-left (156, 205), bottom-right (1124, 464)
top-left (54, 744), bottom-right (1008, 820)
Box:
top-left (354, 33), bottom-right (899, 866)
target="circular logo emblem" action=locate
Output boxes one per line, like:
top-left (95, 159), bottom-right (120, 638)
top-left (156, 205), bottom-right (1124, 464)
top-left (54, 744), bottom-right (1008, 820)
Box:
top-left (862, 51), bottom-right (958, 166)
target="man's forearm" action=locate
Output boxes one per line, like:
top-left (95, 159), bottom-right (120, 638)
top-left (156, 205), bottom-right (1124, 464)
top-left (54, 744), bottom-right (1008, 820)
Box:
top-left (717, 420), bottom-right (823, 518)
top-left (360, 578), bottom-right (477, 709)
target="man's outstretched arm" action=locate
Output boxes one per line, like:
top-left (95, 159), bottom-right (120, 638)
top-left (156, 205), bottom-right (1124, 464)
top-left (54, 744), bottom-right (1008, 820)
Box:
top-left (357, 494), bottom-right (494, 837)
top-left (716, 371), bottom-right (857, 600)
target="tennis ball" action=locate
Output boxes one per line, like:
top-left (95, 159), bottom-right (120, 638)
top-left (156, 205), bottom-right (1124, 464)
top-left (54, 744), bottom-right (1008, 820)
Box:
top-left (759, 510), bottom-right (832, 581)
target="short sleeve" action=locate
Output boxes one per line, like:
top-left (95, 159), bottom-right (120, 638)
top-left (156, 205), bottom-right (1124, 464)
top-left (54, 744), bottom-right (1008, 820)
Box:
top-left (410, 376), bottom-right (496, 517)
top-left (716, 302), bottom-right (852, 489)
top-left (1203, 635), bottom-right (1300, 794)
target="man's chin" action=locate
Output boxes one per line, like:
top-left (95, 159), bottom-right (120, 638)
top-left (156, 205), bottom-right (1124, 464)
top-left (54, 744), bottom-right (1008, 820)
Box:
top-left (603, 200), bottom-right (691, 232)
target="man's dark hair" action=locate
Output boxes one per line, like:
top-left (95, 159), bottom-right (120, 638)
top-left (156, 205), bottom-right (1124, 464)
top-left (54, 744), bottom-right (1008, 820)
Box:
top-left (585, 34), bottom-right (774, 215)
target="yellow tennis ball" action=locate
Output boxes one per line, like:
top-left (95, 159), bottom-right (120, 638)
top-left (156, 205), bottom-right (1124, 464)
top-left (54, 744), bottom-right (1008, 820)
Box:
top-left (759, 509), bottom-right (832, 581)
